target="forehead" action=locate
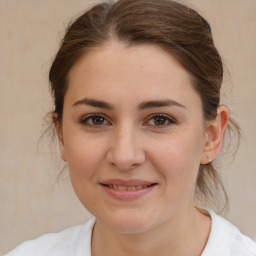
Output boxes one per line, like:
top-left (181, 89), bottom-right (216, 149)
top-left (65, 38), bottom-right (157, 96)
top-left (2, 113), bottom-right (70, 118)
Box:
top-left (69, 41), bottom-right (190, 83)
top-left (66, 41), bottom-right (201, 109)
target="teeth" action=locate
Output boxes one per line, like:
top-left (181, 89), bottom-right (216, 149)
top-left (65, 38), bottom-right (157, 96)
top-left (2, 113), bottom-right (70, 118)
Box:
top-left (107, 185), bottom-right (151, 190)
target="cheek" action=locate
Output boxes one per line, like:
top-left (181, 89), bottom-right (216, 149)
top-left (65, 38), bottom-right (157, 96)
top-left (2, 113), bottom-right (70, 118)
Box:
top-left (64, 135), bottom-right (109, 208)
top-left (64, 135), bottom-right (106, 179)
top-left (148, 130), bottom-right (204, 189)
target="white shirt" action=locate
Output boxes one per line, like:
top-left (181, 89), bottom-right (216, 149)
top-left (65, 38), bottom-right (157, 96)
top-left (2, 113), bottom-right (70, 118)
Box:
top-left (5, 210), bottom-right (256, 256)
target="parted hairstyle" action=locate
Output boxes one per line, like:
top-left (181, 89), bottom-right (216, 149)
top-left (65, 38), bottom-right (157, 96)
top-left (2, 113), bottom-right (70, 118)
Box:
top-left (49, 0), bottom-right (240, 212)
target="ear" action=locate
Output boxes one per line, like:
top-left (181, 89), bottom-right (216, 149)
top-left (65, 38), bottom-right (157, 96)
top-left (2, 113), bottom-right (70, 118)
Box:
top-left (200, 105), bottom-right (229, 164)
top-left (53, 113), bottom-right (67, 162)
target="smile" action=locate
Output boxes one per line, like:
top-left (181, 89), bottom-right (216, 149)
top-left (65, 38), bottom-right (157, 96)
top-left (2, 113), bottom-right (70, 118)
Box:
top-left (103, 184), bottom-right (154, 190)
top-left (99, 180), bottom-right (157, 200)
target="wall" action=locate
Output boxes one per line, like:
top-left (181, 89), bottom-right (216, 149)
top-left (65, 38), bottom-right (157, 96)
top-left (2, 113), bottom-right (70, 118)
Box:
top-left (0, 0), bottom-right (255, 254)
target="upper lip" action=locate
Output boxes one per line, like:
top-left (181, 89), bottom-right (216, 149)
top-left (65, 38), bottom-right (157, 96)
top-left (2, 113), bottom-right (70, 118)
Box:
top-left (99, 179), bottom-right (157, 186)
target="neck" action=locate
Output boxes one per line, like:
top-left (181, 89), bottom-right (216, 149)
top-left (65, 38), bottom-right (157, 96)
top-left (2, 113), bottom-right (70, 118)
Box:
top-left (91, 206), bottom-right (211, 256)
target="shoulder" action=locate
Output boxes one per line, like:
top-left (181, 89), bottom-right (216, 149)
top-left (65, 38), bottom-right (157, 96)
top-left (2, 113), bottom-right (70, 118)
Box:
top-left (202, 209), bottom-right (256, 256)
top-left (4, 218), bottom-right (95, 256)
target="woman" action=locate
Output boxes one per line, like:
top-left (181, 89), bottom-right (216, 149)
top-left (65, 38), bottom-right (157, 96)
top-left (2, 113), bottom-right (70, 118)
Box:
top-left (6, 0), bottom-right (256, 255)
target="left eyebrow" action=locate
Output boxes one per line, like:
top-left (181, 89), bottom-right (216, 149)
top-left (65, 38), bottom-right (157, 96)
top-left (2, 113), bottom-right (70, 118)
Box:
top-left (138, 99), bottom-right (185, 110)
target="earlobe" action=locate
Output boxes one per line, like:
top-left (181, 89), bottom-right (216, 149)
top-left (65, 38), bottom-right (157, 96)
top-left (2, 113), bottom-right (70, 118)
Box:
top-left (57, 132), bottom-right (67, 162)
top-left (200, 105), bottom-right (229, 164)
top-left (53, 114), bottom-right (67, 162)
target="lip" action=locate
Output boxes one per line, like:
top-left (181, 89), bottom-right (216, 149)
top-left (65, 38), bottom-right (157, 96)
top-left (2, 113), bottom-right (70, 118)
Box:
top-left (100, 179), bottom-right (155, 186)
top-left (99, 179), bottom-right (157, 201)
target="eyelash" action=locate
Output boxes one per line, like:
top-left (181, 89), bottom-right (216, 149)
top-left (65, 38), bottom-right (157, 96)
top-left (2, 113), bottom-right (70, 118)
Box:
top-left (80, 114), bottom-right (110, 128)
top-left (145, 114), bottom-right (176, 128)
top-left (80, 113), bottom-right (176, 129)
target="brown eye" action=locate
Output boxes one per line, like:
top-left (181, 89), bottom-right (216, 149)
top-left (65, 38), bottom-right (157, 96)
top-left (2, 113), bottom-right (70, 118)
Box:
top-left (80, 114), bottom-right (110, 127)
top-left (91, 116), bottom-right (105, 125)
top-left (153, 116), bottom-right (167, 126)
top-left (146, 114), bottom-right (176, 128)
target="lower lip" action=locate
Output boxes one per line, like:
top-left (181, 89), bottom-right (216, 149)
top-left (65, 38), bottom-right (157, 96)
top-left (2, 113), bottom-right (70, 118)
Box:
top-left (100, 184), bottom-right (157, 201)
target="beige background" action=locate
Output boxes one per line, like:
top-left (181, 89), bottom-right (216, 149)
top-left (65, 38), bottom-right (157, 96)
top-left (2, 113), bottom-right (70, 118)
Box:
top-left (0, 0), bottom-right (255, 254)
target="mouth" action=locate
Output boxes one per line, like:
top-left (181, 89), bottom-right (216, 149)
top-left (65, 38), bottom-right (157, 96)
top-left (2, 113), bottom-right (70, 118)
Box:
top-left (101, 183), bottom-right (156, 191)
top-left (99, 179), bottom-right (157, 200)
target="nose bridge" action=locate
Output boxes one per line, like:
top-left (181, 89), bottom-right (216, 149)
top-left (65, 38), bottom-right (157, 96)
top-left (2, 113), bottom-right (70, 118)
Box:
top-left (116, 122), bottom-right (135, 150)
top-left (106, 121), bottom-right (145, 170)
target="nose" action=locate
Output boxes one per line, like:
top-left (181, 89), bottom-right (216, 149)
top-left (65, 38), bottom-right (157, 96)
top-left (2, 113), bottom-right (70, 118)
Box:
top-left (106, 125), bottom-right (146, 171)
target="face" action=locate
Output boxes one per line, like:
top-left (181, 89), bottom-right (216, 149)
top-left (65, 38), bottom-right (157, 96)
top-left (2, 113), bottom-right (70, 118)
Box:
top-left (58, 42), bottom-right (210, 233)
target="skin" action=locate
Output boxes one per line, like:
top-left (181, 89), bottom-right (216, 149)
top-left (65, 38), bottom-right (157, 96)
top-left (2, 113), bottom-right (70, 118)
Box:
top-left (57, 41), bottom-right (228, 256)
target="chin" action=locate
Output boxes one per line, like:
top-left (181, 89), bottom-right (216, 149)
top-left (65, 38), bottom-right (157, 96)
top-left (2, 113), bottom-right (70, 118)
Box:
top-left (98, 209), bottom-right (162, 234)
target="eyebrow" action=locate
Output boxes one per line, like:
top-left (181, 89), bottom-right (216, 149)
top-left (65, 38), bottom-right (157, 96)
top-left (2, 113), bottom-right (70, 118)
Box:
top-left (72, 98), bottom-right (113, 109)
top-left (72, 98), bottom-right (185, 110)
top-left (138, 99), bottom-right (185, 110)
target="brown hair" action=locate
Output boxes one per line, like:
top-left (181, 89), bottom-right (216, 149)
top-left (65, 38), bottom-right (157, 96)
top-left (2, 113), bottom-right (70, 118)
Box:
top-left (49, 0), bottom-right (240, 212)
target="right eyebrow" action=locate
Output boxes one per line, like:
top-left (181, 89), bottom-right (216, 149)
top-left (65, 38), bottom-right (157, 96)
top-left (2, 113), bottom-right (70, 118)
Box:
top-left (138, 99), bottom-right (185, 110)
top-left (72, 98), bottom-right (113, 109)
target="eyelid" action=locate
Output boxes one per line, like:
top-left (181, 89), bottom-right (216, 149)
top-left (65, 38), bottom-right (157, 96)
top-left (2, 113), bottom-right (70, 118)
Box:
top-left (80, 113), bottom-right (112, 126)
top-left (144, 113), bottom-right (177, 127)
top-left (79, 112), bottom-right (177, 128)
